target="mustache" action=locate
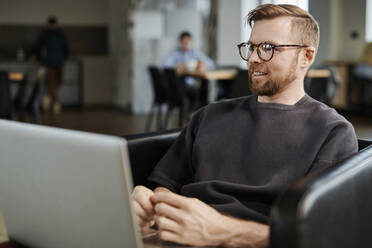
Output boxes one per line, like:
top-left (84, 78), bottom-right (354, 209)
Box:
top-left (248, 63), bottom-right (268, 73)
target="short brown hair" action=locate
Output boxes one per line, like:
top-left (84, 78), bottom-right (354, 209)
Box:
top-left (247, 4), bottom-right (319, 49)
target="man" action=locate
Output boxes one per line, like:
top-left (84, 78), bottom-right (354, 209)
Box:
top-left (133, 4), bottom-right (357, 247)
top-left (164, 31), bottom-right (214, 79)
top-left (36, 16), bottom-right (69, 114)
top-left (164, 31), bottom-right (214, 106)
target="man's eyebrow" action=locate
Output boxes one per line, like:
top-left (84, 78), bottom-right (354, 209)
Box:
top-left (248, 40), bottom-right (279, 45)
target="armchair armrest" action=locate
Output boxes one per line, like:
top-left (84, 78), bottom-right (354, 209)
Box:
top-left (270, 143), bottom-right (372, 248)
top-left (124, 129), bottom-right (181, 189)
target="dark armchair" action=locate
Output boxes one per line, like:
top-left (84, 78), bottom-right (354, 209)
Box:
top-left (124, 130), bottom-right (372, 247)
top-left (270, 141), bottom-right (372, 248)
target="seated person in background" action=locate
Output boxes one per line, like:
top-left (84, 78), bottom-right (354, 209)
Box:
top-left (133, 4), bottom-right (358, 248)
top-left (164, 31), bottom-right (215, 106)
top-left (164, 31), bottom-right (214, 79)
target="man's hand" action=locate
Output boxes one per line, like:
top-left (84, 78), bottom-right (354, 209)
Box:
top-left (131, 186), bottom-right (156, 233)
top-left (152, 190), bottom-right (269, 247)
top-left (152, 190), bottom-right (230, 246)
top-left (175, 63), bottom-right (187, 75)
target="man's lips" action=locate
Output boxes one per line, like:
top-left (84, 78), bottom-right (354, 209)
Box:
top-left (252, 71), bottom-right (267, 76)
top-left (250, 71), bottom-right (268, 77)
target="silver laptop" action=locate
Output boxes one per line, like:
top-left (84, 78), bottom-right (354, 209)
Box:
top-left (0, 120), bottom-right (143, 248)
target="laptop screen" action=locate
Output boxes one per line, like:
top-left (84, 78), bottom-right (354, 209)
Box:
top-left (0, 120), bottom-right (143, 248)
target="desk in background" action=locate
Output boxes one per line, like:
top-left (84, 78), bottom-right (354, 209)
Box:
top-left (187, 68), bottom-right (331, 104)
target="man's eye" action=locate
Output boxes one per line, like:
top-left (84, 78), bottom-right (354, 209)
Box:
top-left (261, 44), bottom-right (272, 52)
top-left (248, 45), bottom-right (255, 52)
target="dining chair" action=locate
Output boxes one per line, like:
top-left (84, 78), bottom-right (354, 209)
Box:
top-left (145, 66), bottom-right (169, 132)
top-left (163, 68), bottom-right (190, 128)
top-left (0, 71), bottom-right (13, 120)
top-left (228, 69), bottom-right (251, 98)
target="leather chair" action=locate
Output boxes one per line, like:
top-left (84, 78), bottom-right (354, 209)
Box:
top-left (124, 128), bottom-right (181, 189)
top-left (270, 142), bottom-right (372, 248)
top-left (0, 71), bottom-right (13, 120)
top-left (145, 66), bottom-right (169, 132)
top-left (124, 130), bottom-right (372, 247)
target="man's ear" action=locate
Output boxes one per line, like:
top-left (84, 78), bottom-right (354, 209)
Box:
top-left (301, 47), bottom-right (316, 68)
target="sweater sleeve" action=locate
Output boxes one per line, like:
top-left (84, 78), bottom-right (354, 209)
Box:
top-left (148, 109), bottom-right (204, 193)
top-left (308, 119), bottom-right (358, 174)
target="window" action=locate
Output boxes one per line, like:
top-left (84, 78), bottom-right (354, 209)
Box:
top-left (366, 0), bottom-right (372, 42)
top-left (260, 0), bottom-right (308, 11)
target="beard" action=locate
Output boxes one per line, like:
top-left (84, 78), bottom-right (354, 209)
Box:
top-left (248, 58), bottom-right (298, 97)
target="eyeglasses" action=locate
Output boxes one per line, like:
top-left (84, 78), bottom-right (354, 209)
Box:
top-left (237, 42), bottom-right (308, 62)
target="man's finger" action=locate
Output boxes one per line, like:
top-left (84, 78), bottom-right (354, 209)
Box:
top-left (152, 191), bottom-right (189, 209)
top-left (133, 190), bottom-right (154, 215)
top-left (155, 215), bottom-right (181, 233)
top-left (132, 201), bottom-right (149, 220)
top-left (153, 187), bottom-right (171, 194)
top-left (154, 202), bottom-right (185, 223)
top-left (158, 230), bottom-right (181, 244)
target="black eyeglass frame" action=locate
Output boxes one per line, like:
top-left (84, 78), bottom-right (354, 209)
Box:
top-left (237, 42), bottom-right (308, 62)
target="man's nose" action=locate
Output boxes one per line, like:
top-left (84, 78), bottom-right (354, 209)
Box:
top-left (248, 48), bottom-right (261, 63)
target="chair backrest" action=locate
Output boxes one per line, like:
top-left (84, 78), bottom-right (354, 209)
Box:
top-left (124, 128), bottom-right (181, 189)
top-left (305, 65), bottom-right (340, 105)
top-left (305, 76), bottom-right (329, 103)
top-left (229, 69), bottom-right (251, 98)
top-left (148, 66), bottom-right (168, 104)
top-left (270, 140), bottom-right (372, 248)
top-left (163, 68), bottom-right (186, 106)
top-left (0, 71), bottom-right (12, 119)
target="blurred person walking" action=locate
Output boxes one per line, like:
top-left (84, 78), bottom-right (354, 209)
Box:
top-left (35, 16), bottom-right (69, 114)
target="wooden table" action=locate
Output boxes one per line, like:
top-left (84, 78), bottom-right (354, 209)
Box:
top-left (8, 72), bottom-right (24, 82)
top-left (183, 69), bottom-right (238, 104)
top-left (306, 69), bottom-right (331, 78)
top-left (187, 69), bottom-right (238, 80)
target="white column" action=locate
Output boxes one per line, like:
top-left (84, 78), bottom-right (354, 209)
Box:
top-left (217, 0), bottom-right (258, 68)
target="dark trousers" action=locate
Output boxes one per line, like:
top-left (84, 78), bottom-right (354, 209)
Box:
top-left (47, 66), bottom-right (63, 102)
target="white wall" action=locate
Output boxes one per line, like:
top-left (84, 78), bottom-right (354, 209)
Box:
top-left (310, 0), bottom-right (366, 64)
top-left (0, 0), bottom-right (108, 26)
top-left (309, 0), bottom-right (332, 65)
top-left (340, 0), bottom-right (366, 61)
top-left (109, 0), bottom-right (132, 109)
top-left (217, 0), bottom-right (258, 67)
top-left (165, 9), bottom-right (203, 51)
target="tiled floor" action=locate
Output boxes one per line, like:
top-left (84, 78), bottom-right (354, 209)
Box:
top-left (39, 106), bottom-right (372, 140)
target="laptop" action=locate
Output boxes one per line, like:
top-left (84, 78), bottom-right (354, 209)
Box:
top-left (0, 120), bottom-right (144, 248)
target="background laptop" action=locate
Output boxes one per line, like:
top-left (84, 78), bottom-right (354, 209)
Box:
top-left (0, 120), bottom-right (143, 248)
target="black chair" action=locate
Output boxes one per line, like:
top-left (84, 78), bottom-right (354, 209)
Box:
top-left (0, 71), bottom-right (13, 120)
top-left (163, 69), bottom-right (189, 128)
top-left (124, 129), bottom-right (372, 247)
top-left (22, 78), bottom-right (44, 124)
top-left (124, 128), bottom-right (181, 189)
top-left (9, 72), bottom-right (44, 124)
top-left (228, 69), bottom-right (251, 98)
top-left (215, 65), bottom-right (239, 100)
top-left (348, 64), bottom-right (372, 109)
top-left (305, 65), bottom-right (340, 105)
top-left (271, 141), bottom-right (372, 248)
top-left (145, 66), bottom-right (169, 132)
top-left (346, 42), bottom-right (372, 109)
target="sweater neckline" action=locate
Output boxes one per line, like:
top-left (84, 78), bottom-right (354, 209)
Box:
top-left (252, 94), bottom-right (310, 110)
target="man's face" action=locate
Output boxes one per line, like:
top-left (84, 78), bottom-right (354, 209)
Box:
top-left (179, 37), bottom-right (192, 52)
top-left (247, 17), bottom-right (302, 96)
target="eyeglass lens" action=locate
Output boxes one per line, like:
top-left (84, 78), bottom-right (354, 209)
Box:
top-left (240, 43), bottom-right (273, 61)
